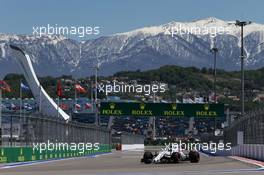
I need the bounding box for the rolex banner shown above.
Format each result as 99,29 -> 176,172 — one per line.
100,102 -> 225,118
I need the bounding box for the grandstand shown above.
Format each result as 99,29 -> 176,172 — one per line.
1,97 -> 226,139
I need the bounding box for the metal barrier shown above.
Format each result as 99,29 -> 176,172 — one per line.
224,109 -> 264,160
231,144 -> 264,161
1,114 -> 111,147
224,109 -> 264,146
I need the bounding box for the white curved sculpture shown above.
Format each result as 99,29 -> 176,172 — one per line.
10,45 -> 70,121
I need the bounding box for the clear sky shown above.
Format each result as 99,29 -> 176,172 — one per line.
1,0 -> 264,40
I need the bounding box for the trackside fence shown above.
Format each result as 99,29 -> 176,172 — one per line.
0,114 -> 112,163
0,144 -> 111,163
1,114 -> 111,146
224,109 -> 264,160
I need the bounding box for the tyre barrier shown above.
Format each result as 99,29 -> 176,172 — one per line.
0,144 -> 111,163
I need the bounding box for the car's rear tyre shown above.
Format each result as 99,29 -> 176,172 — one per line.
171,152 -> 180,163
142,151 -> 153,164
189,151 -> 200,163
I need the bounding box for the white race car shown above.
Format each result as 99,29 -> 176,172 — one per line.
141,145 -> 200,164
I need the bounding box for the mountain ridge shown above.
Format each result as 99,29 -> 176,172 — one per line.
1,17 -> 264,78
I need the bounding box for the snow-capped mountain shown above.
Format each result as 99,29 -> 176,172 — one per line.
1,17 -> 264,78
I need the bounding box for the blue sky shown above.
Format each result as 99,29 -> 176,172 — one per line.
1,0 -> 264,40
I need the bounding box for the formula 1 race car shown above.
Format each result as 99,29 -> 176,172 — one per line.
141,145 -> 200,164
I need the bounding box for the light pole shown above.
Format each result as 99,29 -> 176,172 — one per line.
87,59 -> 100,126
210,46 -> 218,103
94,58 -> 99,126
235,20 -> 251,117
153,92 -> 156,139
0,89 -> 2,146
79,43 -> 100,126
210,45 -> 218,133
0,44 -> 4,146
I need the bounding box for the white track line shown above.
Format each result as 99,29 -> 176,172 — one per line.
0,152 -> 112,169
229,156 -> 264,168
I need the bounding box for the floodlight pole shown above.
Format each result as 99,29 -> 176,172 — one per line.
210,47 -> 218,103
153,92 -> 156,139
95,60 -> 99,126
0,89 -> 2,146
88,60 -> 100,126
236,20 -> 251,117
81,43 -> 100,126
210,46 -> 218,133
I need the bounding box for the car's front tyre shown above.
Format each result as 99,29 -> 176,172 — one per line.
142,151 -> 153,164
171,152 -> 180,163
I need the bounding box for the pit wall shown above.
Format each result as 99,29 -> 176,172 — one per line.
0,144 -> 111,163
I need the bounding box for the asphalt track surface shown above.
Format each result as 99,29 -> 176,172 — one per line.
0,150 -> 263,175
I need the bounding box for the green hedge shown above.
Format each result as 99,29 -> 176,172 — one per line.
0,144 -> 111,163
